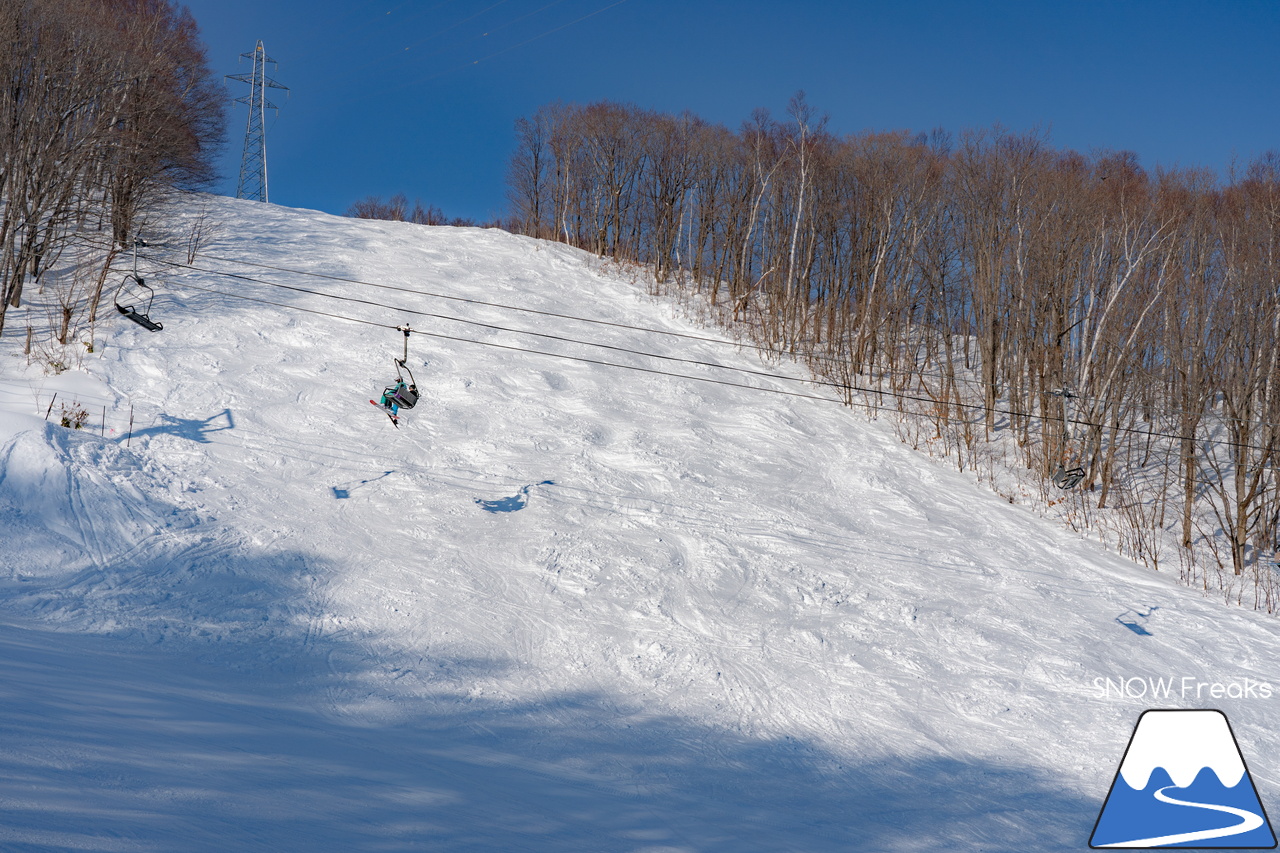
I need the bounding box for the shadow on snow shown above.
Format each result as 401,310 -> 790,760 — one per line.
125,408 -> 236,444
475,479 -> 556,514
0,548 -> 1098,853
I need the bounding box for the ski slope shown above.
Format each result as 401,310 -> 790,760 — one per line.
2,196 -> 1279,852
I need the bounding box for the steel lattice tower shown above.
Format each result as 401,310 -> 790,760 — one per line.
228,41 -> 288,203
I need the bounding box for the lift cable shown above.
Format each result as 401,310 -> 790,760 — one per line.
158,264 -> 1280,457
168,277 -> 847,406
182,247 -> 1265,431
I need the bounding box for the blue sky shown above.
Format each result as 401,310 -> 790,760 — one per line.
183,0 -> 1280,223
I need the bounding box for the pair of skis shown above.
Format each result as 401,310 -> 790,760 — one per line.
369,399 -> 400,428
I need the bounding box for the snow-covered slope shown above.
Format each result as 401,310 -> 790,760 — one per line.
3,196 -> 1279,852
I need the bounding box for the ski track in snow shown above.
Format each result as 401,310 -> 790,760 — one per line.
1,197 -> 1279,851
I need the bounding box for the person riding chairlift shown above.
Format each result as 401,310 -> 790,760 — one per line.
373,326 -> 420,426
379,378 -> 418,417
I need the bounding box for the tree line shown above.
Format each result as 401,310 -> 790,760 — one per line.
346,193 -> 499,229
506,95 -> 1280,609
0,0 -> 223,345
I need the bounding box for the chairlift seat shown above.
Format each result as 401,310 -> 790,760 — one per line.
395,385 -> 419,409
1052,465 -> 1086,490
114,274 -> 163,332
383,383 -> 418,410
391,352 -> 418,409
117,304 -> 163,331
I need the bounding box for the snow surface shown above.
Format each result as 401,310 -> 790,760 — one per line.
3,195 -> 1280,851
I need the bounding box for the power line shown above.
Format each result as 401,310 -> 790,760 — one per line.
146,254 -> 861,394
163,249 -> 793,352
366,0 -> 630,94
174,247 -> 1109,409
297,0 -> 616,92
179,248 -> 853,362
479,0 -> 571,37
289,1 -> 444,68
166,277 -> 844,406
69,231 -> 1280,452
164,244 -> 1280,438
395,0 -> 508,54
149,252 -> 1280,456
323,0 -> 548,95
457,0 -> 627,70
334,0 -> 508,82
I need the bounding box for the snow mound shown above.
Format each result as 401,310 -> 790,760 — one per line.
0,411 -> 179,579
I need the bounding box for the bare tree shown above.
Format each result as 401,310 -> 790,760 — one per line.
0,0 -> 224,338
502,98 -> 1280,607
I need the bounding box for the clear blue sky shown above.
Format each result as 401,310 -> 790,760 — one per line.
183,0 -> 1280,223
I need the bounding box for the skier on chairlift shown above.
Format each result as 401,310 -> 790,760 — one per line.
370,326 -> 420,428
376,377 -> 418,426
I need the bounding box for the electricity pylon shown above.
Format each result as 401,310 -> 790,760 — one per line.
227,41 -> 288,203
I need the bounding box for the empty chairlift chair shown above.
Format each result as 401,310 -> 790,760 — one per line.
114,238 -> 163,331
114,274 -> 163,332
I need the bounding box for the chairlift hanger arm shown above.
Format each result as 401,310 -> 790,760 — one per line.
398,324 -> 412,363
391,325 -> 418,390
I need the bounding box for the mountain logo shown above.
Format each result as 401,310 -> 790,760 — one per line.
1091,709 -> 1277,848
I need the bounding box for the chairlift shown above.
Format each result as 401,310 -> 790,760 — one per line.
115,275 -> 162,331
372,326 -> 420,424
114,239 -> 163,331
1049,386 -> 1084,489
1052,463 -> 1086,490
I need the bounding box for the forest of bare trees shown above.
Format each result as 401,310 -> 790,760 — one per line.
0,0 -> 223,347
346,192 -> 497,229
507,96 -> 1280,610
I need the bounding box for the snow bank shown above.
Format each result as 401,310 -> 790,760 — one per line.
0,411 -> 169,580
